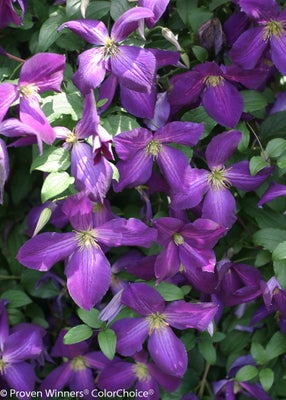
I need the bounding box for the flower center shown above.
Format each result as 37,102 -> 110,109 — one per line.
103,38 -> 119,58
145,140 -> 162,159
19,84 -> 39,97
71,355 -> 88,371
0,359 -> 7,374
132,362 -> 150,382
204,75 -> 224,87
207,167 -> 231,190
263,20 -> 284,40
75,230 -> 98,250
66,131 -> 78,144
146,312 -> 168,334
173,232 -> 184,246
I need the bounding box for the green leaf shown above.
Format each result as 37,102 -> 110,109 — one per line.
265,331 -> 286,360
182,106 -> 217,138
31,147 -> 70,173
110,0 -> 132,20
192,45 -> 208,62
41,172 -> 74,202
210,0 -> 229,10
260,111 -> 286,138
98,329 -> 117,360
273,260 -> 286,289
187,7 -> 212,32
241,90 -> 267,113
236,365 -> 258,382
1,290 -> 32,308
198,339 -> 216,364
253,228 -> 286,252
37,9 -> 66,52
273,241 -> 286,260
63,324 -> 93,344
259,368 -> 274,391
249,156 -> 270,176
42,92 -> 83,123
33,207 -> 52,236
77,308 -> 104,329
266,138 -> 286,158
86,1 -> 110,19
110,162 -> 120,183
101,114 -> 140,136
21,270 -> 59,299
176,0 -> 197,26
155,282 -> 185,301
251,342 -> 269,365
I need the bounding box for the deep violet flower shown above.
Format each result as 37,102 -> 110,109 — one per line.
168,61 -> 269,127
0,139 -> 9,204
152,217 -> 225,282
58,7 -> 157,95
258,182 -> 286,206
97,350 -> 181,399
17,194 -> 157,310
0,0 -> 26,28
171,130 -> 272,228
113,121 -> 203,192
138,0 -> 170,28
0,301 -> 43,393
111,283 -> 218,377
229,0 -> 286,75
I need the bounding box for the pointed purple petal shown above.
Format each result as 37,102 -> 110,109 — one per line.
4,329 -> 42,362
65,246 -> 111,310
0,138 -> 9,204
0,301 -> 8,351
69,368 -> 95,392
113,128 -> 152,160
202,188 -> 237,228
168,71 -> 204,109
19,53 -> 65,92
144,92 -> 170,130
223,64 -> 269,90
148,327 -> 188,377
258,182 -> 286,206
62,193 -> 94,231
111,7 -> 154,42
152,217 -> 185,246
112,318 -> 149,356
147,363 -> 181,392
0,83 -> 18,122
155,242 -> 180,282
136,378 -> 160,400
155,121 -> 203,146
182,218 -> 225,248
111,46 -> 156,93
41,363 -> 72,391
121,283 -> 165,316
206,130 -> 242,169
164,301 -> 218,330
202,81 -> 243,128
72,48 -> 106,94
239,382 -> 272,400
239,0 -> 279,20
229,27 -> 267,70
58,20 -> 109,44
226,161 -> 272,191
75,91 -> 99,139
120,83 -> 156,119
138,0 -> 169,28
97,361 -> 135,390
5,362 -> 37,392
270,33 -> 286,75
180,242 -> 216,273
157,146 -> 190,189
17,232 -> 76,271
98,74 -> 118,113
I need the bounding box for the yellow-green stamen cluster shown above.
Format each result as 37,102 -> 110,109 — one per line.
207,167 -> 231,190
204,75 -> 224,87
173,232 -> 184,246
103,38 -> 119,59
0,359 -> 7,374
145,140 -> 162,159
75,229 -> 98,250
19,84 -> 39,97
71,355 -> 88,371
66,131 -> 78,144
263,20 -> 284,40
147,312 -> 168,334
132,362 -> 150,382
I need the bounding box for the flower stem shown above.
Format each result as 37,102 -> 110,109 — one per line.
198,362 -> 211,398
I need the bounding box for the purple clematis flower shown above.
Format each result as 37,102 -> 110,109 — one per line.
0,53 -> 65,147
258,182 -> 286,206
17,194 -> 157,309
171,130 -> 272,228
111,282 -> 218,377
97,350 -> 181,399
229,0 -> 286,75
0,0 -> 26,28
0,139 -> 9,204
58,7 -> 157,95
152,217 -> 225,282
0,301 -> 44,394
138,0 -> 170,28
168,61 -> 269,127
113,121 -> 203,192
41,329 -> 107,397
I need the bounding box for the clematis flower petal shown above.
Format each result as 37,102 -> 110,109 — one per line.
239,382 -> 272,400
155,121 -> 203,146
138,0 -> 170,28
65,246 -> 111,310
229,27 -> 267,70
180,242 -> 216,272
69,368 -> 95,392
164,301 -> 218,330
113,128 -> 152,160
75,90 -> 99,139
58,20 -> 109,45
19,53 -> 66,92
97,361 -> 136,390
62,193 -> 94,231
0,83 -> 18,122
238,0 -> 279,20
136,378 -> 160,400
112,318 -> 149,356
202,188 -> 237,228
0,139 -> 9,204
72,47 -> 106,94
17,232 -> 76,271
111,46 -> 156,93
152,217 -> 185,246
226,161 -> 272,191
181,218 -> 225,249
155,242 -> 180,282
206,130 -> 242,169
168,71 -> 204,109
258,182 -> 286,206
4,329 -> 42,362
121,283 -> 165,316
41,363 -> 73,391
111,7 -> 154,42
144,92 -> 170,130
147,363 -> 181,392
5,362 -> 37,393
202,80 -> 243,128
148,326 -> 187,377
270,33 -> 286,75
120,83 -> 157,119
0,301 -> 8,351
98,74 -> 118,113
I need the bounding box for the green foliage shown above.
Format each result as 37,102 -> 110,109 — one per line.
63,324 -> 93,344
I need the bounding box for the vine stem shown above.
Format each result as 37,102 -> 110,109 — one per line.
198,362 -> 211,398
0,275 -> 20,280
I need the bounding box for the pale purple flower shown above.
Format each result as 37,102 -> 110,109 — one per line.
112,282 -> 218,377
0,139 -> 9,204
138,0 -> 170,28
0,0 -> 26,28
258,182 -> 286,206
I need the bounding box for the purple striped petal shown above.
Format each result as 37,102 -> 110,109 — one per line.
147,363 -> 181,392
58,20 -> 109,45
206,130 -> 242,169
239,382 -> 272,400
72,47 -> 106,94
226,161 -> 272,191
0,83 -> 18,122
239,0 -> 279,20
98,74 -> 118,113
202,80 -> 243,128
4,330 -> 42,362
168,71 -> 204,108
65,246 -> 111,310
148,327 -> 187,377
138,0 -> 169,28
69,368 -> 95,392
41,363 -> 72,391
155,242 -> 180,282
120,83 -> 157,119
112,318 -> 149,356
180,242 -> 216,273
113,128 -> 152,160
17,232 -> 76,271
5,362 -> 37,393
136,378 -> 160,400
270,33 -> 286,75
19,53 -> 66,92
182,218 -> 225,249
229,27 -> 267,70
164,301 -> 218,330
155,121 -> 203,146
258,182 -> 286,206
75,91 -> 99,139
111,7 -> 154,42
97,361 -> 136,390
111,46 -> 156,93
152,217 -> 185,246
157,145 -> 190,189
0,302 -> 8,351
121,283 -> 165,316
202,188 -> 236,228
0,138 -> 9,204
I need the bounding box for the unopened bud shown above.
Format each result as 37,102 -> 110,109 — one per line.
161,27 -> 181,51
